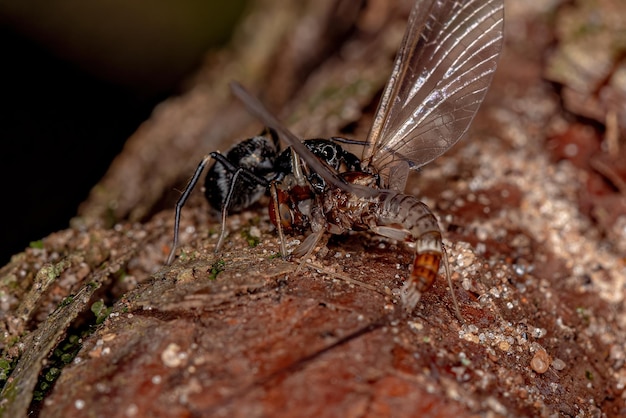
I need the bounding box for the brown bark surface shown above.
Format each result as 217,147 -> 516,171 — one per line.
1,1 -> 625,417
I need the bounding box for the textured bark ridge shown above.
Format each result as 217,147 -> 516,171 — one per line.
1,1 -> 625,417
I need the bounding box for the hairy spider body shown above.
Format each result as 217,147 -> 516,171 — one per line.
166,129 -> 365,264
204,130 -> 279,213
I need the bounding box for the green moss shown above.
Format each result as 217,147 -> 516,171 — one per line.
44,367 -> 60,383
31,328 -> 84,403
0,274 -> 18,291
576,306 -> 590,324
58,295 -> 75,308
209,259 -> 225,280
178,250 -> 198,262
114,268 -> 128,283
42,263 -> 64,282
0,378 -> 18,411
0,357 -> 15,384
91,300 -> 113,325
29,240 -> 44,249
241,229 -> 260,247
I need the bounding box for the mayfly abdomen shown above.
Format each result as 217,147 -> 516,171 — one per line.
375,192 -> 443,310
323,182 -> 444,311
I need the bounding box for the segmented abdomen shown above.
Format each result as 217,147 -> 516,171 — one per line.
376,192 -> 443,311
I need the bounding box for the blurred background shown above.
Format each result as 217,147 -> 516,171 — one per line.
0,0 -> 248,265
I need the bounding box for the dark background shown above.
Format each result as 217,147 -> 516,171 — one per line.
0,1 -> 247,265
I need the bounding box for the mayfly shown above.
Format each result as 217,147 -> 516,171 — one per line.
168,0 -> 504,313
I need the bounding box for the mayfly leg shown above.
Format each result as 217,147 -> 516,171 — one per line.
441,243 -> 463,323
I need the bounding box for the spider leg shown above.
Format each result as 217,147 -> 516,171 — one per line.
289,144 -> 308,187
269,181 -> 288,258
167,151 -> 272,264
209,152 -> 271,186
166,154 -> 213,265
209,152 -> 272,252
215,167 -> 247,252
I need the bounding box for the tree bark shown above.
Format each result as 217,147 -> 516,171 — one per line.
1,1 -> 625,417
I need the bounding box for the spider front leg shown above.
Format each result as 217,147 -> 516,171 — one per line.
167,151 -> 272,265
201,151 -> 272,252
269,181 -> 288,258
167,154 -> 212,265
214,164 -> 267,251
267,145 -> 322,260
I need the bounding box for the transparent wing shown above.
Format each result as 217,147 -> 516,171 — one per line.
363,0 -> 504,191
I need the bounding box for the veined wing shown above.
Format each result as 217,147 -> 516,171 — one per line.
363,0 -> 504,191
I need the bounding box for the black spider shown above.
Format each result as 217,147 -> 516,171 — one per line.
166,128 -> 366,264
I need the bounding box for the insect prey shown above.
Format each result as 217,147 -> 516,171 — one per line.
167,0 -> 504,314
